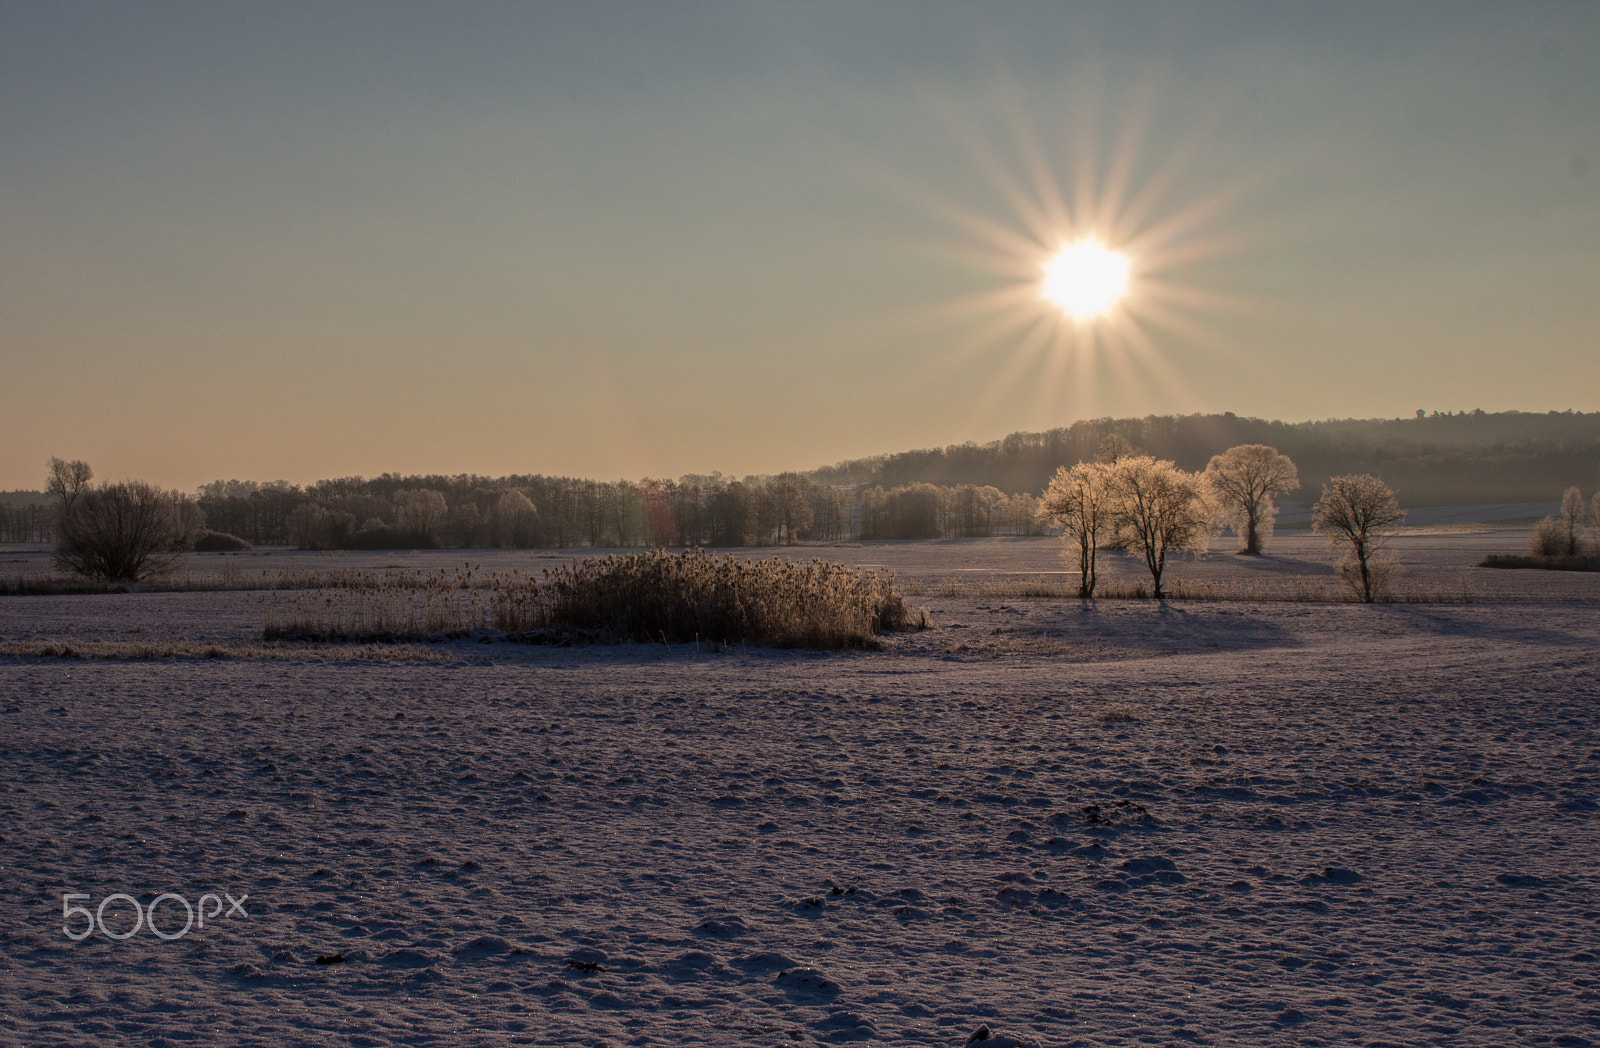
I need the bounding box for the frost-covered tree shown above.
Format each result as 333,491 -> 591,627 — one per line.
1312,474 -> 1405,603
1203,444 -> 1299,555
394,489 -> 449,545
1559,486 -> 1585,557
495,489 -> 539,548
1105,456 -> 1214,599
1038,461 -> 1114,597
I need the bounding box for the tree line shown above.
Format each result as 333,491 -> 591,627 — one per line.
12,468 -> 1048,552
21,445 -> 1430,600
17,409 -> 1595,570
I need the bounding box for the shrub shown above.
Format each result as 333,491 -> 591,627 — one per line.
1529,516 -> 1567,557
191,530 -> 253,552
345,522 -> 428,550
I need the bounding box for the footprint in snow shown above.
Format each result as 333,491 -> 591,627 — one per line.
732,951 -> 798,974
774,967 -> 840,1000
379,948 -> 437,969
452,935 -> 514,958
693,917 -> 746,939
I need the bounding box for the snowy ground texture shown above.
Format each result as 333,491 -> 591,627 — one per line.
2,533 -> 1599,1047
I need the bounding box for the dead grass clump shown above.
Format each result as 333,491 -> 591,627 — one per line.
538,549 -> 914,649
1096,704 -> 1139,723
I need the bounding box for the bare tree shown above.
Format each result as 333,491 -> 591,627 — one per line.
46,458 -> 94,516
1106,455 -> 1214,598
1038,461 -> 1114,597
1203,444 -> 1299,555
1559,486 -> 1585,557
1312,474 -> 1405,602
52,477 -> 182,582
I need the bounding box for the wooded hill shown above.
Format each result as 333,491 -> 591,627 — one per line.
812,410 -> 1600,507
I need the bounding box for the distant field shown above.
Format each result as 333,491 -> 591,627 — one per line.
3,521 -> 1595,605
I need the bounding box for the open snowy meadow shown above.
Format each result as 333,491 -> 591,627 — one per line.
2,531 -> 1598,1047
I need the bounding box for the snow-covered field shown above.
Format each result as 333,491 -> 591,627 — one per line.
2,534 -> 1598,1046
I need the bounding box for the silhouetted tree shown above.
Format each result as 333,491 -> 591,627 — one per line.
46,458 -> 94,513
49,463 -> 183,582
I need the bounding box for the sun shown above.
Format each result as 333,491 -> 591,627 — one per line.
1042,239 -> 1131,321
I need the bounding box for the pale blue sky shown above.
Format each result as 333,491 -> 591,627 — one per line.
3,2 -> 1596,489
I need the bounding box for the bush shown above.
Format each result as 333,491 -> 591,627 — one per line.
1529,516 -> 1567,557
344,523 -> 431,550
191,530 -> 253,552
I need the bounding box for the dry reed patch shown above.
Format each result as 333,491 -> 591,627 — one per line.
538,550 -> 915,649
259,551 -> 917,650
1479,554 -> 1600,573
1096,704 -> 1140,723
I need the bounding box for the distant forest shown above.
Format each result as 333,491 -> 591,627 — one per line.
3,410 -> 1596,548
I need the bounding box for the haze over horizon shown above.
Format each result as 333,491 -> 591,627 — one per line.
4,2 -> 1597,492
